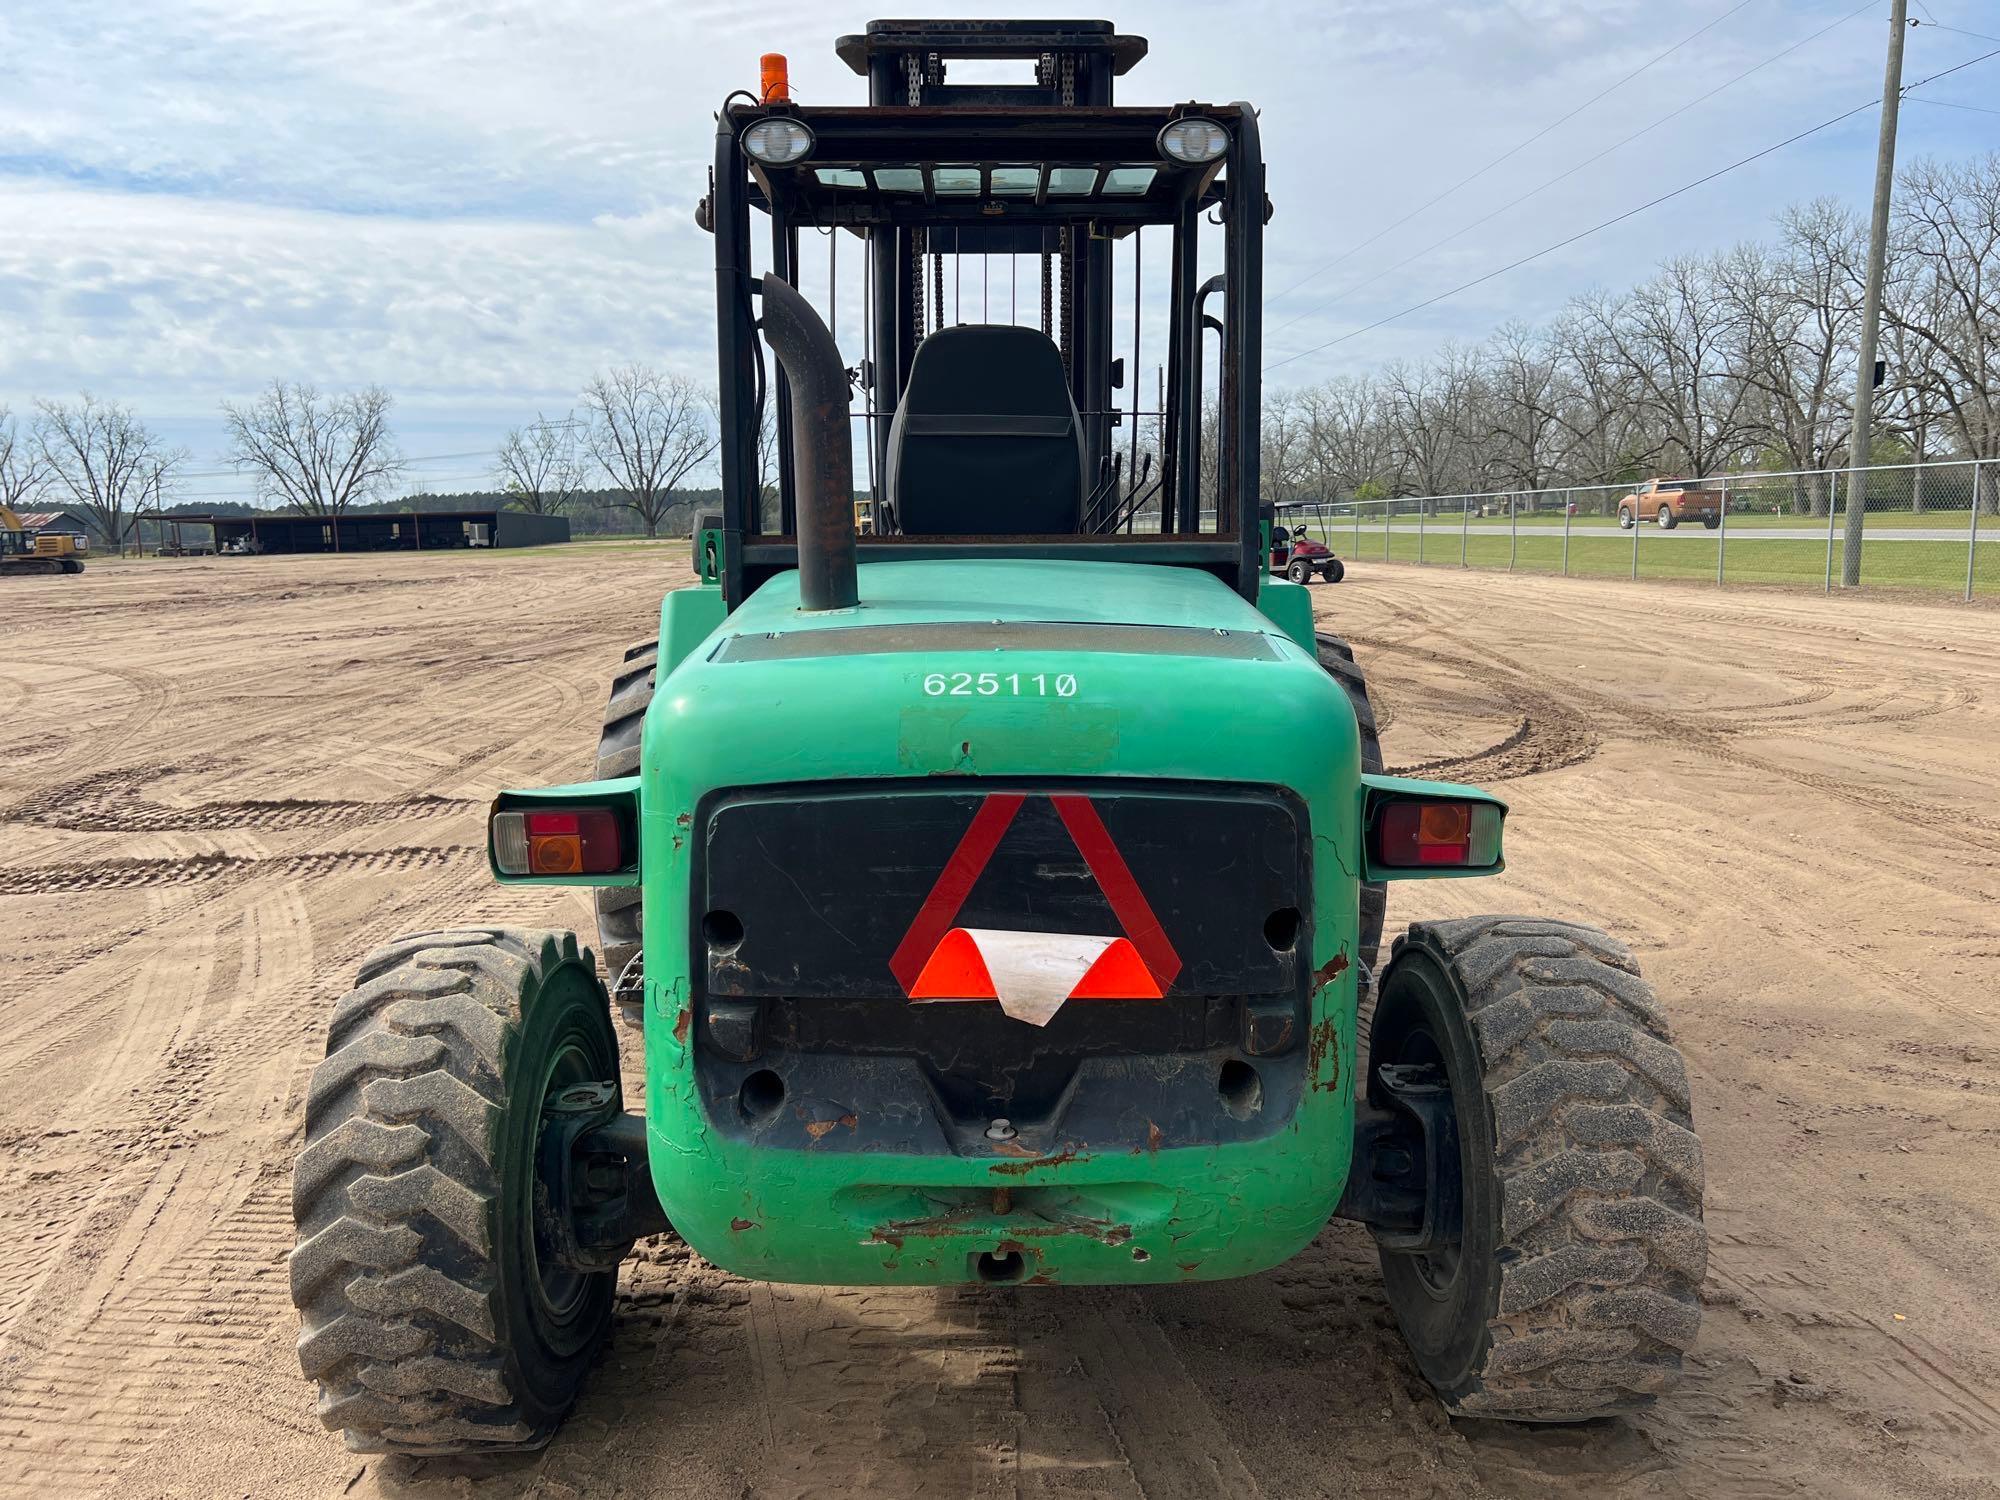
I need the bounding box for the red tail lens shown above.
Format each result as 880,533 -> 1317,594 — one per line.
492,807 -> 625,876
1375,800 -> 1502,869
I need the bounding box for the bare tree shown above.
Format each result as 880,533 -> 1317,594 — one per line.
1482,322 -> 1569,497
1884,154 -> 2000,513
1585,257 -> 1757,484
582,366 -> 719,538
1718,206 -> 1861,515
1548,300 -> 1653,497
494,413 -> 587,514
223,382 -> 405,546
0,406 -> 52,512
1381,347 -> 1482,497
33,394 -> 187,553
755,399 -> 781,531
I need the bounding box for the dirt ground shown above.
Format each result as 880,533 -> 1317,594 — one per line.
2,547 -> 1997,1500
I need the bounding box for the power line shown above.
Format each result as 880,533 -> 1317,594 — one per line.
1266,0 -> 1877,346
173,447 -> 501,481
1265,42 -> 2000,375
1264,105 -> 1872,374
1912,18 -> 2000,45
1907,94 -> 2000,114
1265,0 -> 1764,309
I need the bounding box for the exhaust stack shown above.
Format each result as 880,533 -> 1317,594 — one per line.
758,274 -> 859,612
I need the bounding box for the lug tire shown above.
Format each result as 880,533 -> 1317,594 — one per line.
1658,505 -> 1677,530
290,929 -> 622,1454
1371,917 -> 1706,1422
1322,558 -> 1345,583
1313,633 -> 1386,982
1287,558 -> 1313,585
595,641 -> 657,1028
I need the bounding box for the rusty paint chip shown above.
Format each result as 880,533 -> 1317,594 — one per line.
988,1141 -> 1086,1177
730,1217 -> 758,1232
672,1007 -> 692,1046
1313,946 -> 1352,988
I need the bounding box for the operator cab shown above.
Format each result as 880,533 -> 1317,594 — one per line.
702,17 -> 1268,601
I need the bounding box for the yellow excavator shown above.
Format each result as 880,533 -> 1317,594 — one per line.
0,506 -> 87,575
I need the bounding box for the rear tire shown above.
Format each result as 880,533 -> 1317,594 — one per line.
290,929 -> 623,1454
1657,505 -> 1677,530
1371,917 -> 1706,1422
1702,516 -> 1720,531
595,642 -> 657,1028
1287,558 -> 1313,585
1313,633 -> 1385,980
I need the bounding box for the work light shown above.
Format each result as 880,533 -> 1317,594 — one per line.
1158,117 -> 1229,164
742,117 -> 814,166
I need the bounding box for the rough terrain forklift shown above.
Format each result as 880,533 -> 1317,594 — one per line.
290,18 -> 1705,1455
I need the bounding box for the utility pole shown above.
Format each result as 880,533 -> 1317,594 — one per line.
1842,0 -> 1909,588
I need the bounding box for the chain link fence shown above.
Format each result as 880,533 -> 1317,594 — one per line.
1286,460 -> 1996,599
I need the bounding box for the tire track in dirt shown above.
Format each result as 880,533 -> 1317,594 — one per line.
0,843 -> 475,896
4,660 -> 175,782
1344,635 -> 1602,784
8,766 -> 476,834
1347,598 -> 2000,850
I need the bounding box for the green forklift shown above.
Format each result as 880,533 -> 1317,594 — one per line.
290,18 -> 1705,1455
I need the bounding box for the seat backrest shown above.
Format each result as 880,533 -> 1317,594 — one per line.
886,325 -> 1086,534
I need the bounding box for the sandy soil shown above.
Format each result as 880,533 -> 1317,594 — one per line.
2,548 -> 1997,1500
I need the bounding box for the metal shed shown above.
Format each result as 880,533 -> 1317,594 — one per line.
154,509 -> 571,555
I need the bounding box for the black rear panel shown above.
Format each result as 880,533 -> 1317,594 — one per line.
691,783 -> 1313,1157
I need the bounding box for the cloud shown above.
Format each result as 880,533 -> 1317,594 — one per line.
1,0 -> 1994,482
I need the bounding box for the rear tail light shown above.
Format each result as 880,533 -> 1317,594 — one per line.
1373,800 -> 1503,870
491,807 -> 625,876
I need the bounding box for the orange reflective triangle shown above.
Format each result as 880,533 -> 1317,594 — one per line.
907,927 -> 998,1000
1066,937 -> 1164,1000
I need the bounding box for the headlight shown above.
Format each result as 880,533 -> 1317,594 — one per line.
1158,117 -> 1229,165
742,117 -> 814,167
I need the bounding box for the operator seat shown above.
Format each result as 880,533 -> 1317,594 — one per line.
885,325 -> 1087,534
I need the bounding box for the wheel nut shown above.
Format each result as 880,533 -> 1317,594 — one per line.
985,1118 -> 1016,1142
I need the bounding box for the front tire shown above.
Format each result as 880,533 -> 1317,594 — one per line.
1702,516 -> 1720,530
1322,558 -> 1345,583
290,929 -> 623,1454
1617,507 -> 1634,530
1371,917 -> 1705,1422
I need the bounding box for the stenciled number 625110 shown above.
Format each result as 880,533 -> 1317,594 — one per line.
922,671 -> 1078,698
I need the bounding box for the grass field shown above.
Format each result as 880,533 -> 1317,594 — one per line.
1302,515 -> 1994,593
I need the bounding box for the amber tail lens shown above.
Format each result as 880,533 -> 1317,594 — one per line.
1375,800 -> 1502,869
491,808 -> 625,876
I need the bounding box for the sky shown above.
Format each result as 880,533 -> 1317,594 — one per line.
1,0 -> 1995,508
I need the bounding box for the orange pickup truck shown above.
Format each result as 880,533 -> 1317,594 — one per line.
1618,478 -> 1722,530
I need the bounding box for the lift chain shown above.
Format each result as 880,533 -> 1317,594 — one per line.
1057,226 -> 1073,375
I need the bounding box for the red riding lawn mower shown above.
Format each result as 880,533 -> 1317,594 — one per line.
1271,524 -> 1345,585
